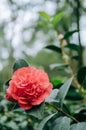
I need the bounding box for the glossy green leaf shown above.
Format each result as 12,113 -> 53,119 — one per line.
71,55 -> 79,60
63,30 -> 79,39
0,116 -> 7,124
38,113 -> 57,130
82,77 -> 86,89
13,59 -> 28,72
57,77 -> 73,104
39,11 -> 50,21
45,89 -> 59,103
50,63 -> 69,70
18,121 -> 28,129
77,67 -> 86,84
74,109 -> 86,122
66,87 -> 83,100
65,44 -> 80,51
52,12 -> 64,26
45,45 -> 61,53
26,103 -> 45,119
51,116 -> 70,130
62,104 -> 70,115
3,79 -> 10,91
70,122 -> 86,130
6,121 -> 19,130
13,108 -> 25,113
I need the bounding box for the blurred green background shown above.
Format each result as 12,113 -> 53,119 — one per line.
0,0 -> 86,85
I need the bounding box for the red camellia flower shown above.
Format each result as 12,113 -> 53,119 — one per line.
6,67 -> 53,110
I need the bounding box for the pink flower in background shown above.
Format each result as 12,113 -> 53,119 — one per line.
6,67 -> 53,110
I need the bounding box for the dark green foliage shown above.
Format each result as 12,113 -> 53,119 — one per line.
2,73 -> 86,130
37,113 -> 57,130
66,87 -> 83,100
74,109 -> 86,122
70,122 -> 86,130
51,116 -> 70,130
45,45 -> 61,53
26,103 -> 45,119
3,79 -> 10,91
0,96 -> 31,130
45,89 -> 59,103
57,77 -> 73,105
63,30 -> 79,40
65,44 -> 80,52
13,59 -> 28,72
77,67 -> 86,84
71,55 -> 79,60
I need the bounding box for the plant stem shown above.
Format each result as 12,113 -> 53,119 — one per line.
49,103 -> 79,123
60,40 -> 85,96
75,0 -> 83,66
66,0 -> 83,66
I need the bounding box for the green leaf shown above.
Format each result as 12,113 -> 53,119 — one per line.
0,116 -> 7,123
4,79 -> 10,91
18,121 -> 28,129
6,121 -> 19,130
65,44 -> 80,51
38,113 -> 57,130
63,30 -> 79,39
50,63 -> 69,70
51,78 -> 62,87
51,116 -> 70,130
82,77 -> 86,89
70,122 -> 86,130
71,55 -> 79,60
52,12 -> 64,26
26,103 -> 45,119
13,59 -> 28,72
66,87 -> 83,100
38,21 -> 47,27
39,11 -> 50,21
13,108 -> 25,113
45,45 -> 61,53
57,77 -> 73,104
74,109 -> 86,122
45,89 -> 59,103
77,67 -> 86,84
